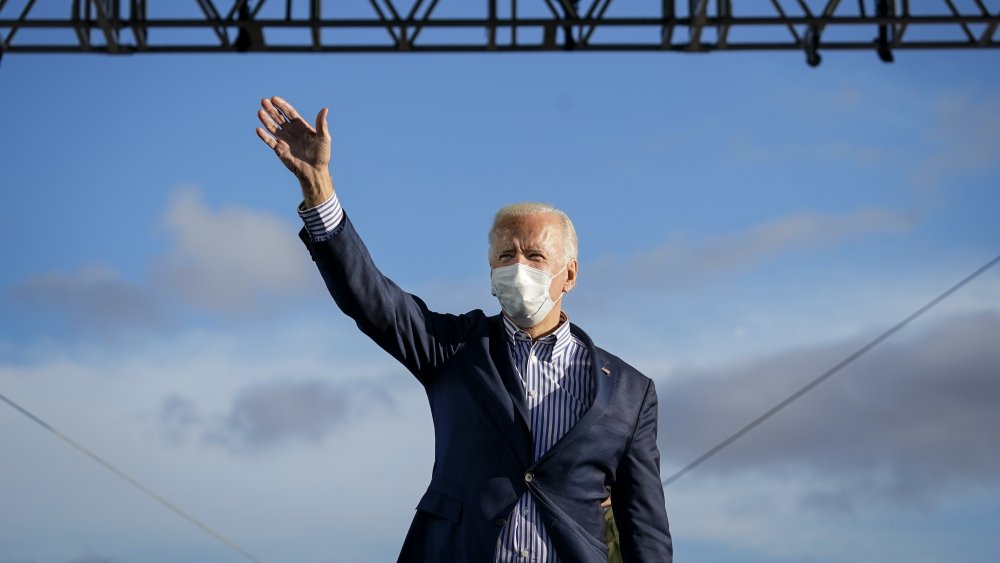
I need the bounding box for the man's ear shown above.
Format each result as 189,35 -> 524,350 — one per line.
563,259 -> 578,293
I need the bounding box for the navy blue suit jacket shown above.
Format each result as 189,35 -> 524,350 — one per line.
300,215 -> 672,562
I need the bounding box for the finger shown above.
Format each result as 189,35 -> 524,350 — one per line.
315,107 -> 330,139
261,98 -> 287,127
255,127 -> 277,149
257,109 -> 281,135
271,96 -> 305,125
273,138 -> 290,159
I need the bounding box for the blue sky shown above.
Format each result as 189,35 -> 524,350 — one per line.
1,13 -> 999,563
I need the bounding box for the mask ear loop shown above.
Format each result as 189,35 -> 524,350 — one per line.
546,265 -> 569,321
554,261 -> 571,297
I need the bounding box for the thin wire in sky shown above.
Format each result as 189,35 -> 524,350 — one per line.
662,252 -> 1000,488
0,392 -> 267,563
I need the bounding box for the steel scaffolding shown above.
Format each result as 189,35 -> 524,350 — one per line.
1,1 -> 998,64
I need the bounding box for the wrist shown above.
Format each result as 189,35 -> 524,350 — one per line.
299,168 -> 334,208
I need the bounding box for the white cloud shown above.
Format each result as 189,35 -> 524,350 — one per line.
159,375 -> 397,453
4,186 -> 325,330
659,311 -> 1000,508
0,319 -> 426,563
151,185 -> 319,313
591,207 -> 918,291
910,93 -> 1000,191
6,265 -> 160,330
655,308 -> 1000,563
668,472 -> 997,563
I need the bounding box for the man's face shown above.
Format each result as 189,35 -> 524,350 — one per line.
489,213 -> 577,301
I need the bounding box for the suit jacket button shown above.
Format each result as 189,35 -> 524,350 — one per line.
524,472 -> 534,483
496,517 -> 507,527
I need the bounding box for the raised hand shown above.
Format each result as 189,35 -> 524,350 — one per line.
256,96 -> 333,207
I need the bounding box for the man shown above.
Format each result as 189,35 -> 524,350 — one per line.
255,96 -> 672,562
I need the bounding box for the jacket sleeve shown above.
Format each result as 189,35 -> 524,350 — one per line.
299,213 -> 479,385
612,379 -> 673,562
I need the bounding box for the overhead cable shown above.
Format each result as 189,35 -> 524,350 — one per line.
0,391 -> 267,563
663,252 -> 1000,487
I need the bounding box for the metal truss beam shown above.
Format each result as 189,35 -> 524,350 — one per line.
1,1 -> 998,59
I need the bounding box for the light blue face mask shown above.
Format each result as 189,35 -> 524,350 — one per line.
490,263 -> 566,328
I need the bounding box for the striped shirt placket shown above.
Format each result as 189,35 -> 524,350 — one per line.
496,315 -> 594,563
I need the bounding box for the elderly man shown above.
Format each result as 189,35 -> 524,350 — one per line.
255,96 -> 672,563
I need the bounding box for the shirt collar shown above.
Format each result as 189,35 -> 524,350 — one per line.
501,312 -> 573,360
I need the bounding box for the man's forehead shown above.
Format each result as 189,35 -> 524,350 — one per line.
494,214 -> 560,240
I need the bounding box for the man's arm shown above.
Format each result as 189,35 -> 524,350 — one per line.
612,380 -> 673,562
255,96 -> 476,383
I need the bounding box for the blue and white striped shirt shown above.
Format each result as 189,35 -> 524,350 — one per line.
495,315 -> 594,563
300,194 -> 596,563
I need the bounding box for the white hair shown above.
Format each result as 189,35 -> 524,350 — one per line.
488,202 -> 578,266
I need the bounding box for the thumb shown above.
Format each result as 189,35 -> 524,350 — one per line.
316,107 -> 330,138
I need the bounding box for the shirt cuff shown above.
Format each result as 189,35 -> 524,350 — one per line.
297,192 -> 344,241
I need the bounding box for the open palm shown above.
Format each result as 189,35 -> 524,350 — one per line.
256,96 -> 331,183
